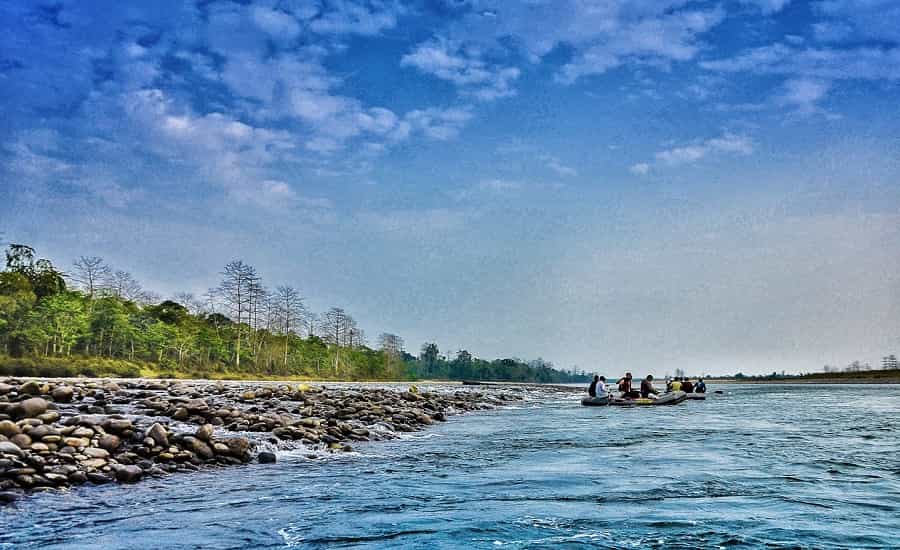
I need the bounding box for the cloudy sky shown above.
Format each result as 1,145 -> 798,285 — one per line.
2,0 -> 899,375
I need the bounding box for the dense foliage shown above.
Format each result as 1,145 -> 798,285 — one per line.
0,244 -> 587,383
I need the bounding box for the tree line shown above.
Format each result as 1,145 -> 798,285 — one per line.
0,243 -> 587,383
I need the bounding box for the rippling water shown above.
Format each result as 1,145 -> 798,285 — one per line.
2,384 -> 899,549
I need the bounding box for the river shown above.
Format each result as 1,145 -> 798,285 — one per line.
2,383 -> 899,549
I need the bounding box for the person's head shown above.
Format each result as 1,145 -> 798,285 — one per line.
698,378 -> 704,383
646,375 -> 653,381
593,375 -> 599,382
599,376 -> 606,382
626,372 -> 632,379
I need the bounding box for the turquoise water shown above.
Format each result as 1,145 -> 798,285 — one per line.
2,384 -> 899,549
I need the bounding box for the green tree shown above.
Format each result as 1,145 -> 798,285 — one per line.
0,271 -> 37,356
28,292 -> 88,356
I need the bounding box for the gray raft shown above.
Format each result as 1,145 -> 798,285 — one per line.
580,395 -> 610,406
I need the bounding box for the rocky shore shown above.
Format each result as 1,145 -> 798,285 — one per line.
0,378 -> 522,504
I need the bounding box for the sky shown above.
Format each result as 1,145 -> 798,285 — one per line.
1,0 -> 899,376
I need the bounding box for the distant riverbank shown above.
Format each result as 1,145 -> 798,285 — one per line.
706,374 -> 900,385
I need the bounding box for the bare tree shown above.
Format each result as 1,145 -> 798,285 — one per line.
71,256 -> 110,298
320,307 -> 358,373
273,285 -> 307,368
173,292 -> 207,315
105,270 -> 150,302
213,260 -> 258,368
379,333 -> 404,357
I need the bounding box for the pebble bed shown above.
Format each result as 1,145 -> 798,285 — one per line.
0,378 -> 525,504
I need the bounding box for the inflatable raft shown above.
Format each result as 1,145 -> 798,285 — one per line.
580,395 -> 610,406
608,391 -> 687,406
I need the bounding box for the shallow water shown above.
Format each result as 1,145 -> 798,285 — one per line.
2,384 -> 899,549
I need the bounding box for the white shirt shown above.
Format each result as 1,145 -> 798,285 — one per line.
596,381 -> 607,395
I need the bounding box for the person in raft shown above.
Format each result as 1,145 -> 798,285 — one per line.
682,378 -> 694,393
695,378 -> 707,393
640,375 -> 660,398
618,373 -> 640,399
588,375 -> 607,398
669,377 -> 683,392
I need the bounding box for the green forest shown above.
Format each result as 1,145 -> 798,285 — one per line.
0,243 -> 587,383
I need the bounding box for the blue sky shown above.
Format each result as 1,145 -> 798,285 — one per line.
2,0 -> 899,375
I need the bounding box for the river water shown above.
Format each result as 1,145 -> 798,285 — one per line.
2,383 -> 899,549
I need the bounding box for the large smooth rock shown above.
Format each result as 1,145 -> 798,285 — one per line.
257,451 -> 277,464
0,420 -> 20,438
15,398 -> 48,419
181,436 -> 214,460
115,465 -> 143,483
185,399 -> 209,412
0,441 -> 23,457
97,434 -> 121,452
9,434 -> 31,448
195,424 -> 214,442
83,447 -> 109,459
222,437 -> 251,459
19,381 -> 43,396
146,423 -> 168,447
104,419 -> 134,433
51,386 -> 74,403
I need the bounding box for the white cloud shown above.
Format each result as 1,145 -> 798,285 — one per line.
630,163 -> 650,175
479,179 -> 523,192
557,8 -> 725,83
815,0 -> 900,43
654,133 -> 754,166
122,88 -> 302,204
741,0 -> 792,15
305,0 -> 403,36
250,6 -> 301,41
404,106 -> 473,141
541,155 -> 578,177
402,39 -> 520,101
776,78 -> 832,113
700,44 -> 900,81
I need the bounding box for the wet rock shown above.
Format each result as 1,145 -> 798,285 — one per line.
83,448 -> 109,459
146,423 -> 168,447
185,399 -> 209,413
222,437 -> 251,459
51,386 -> 74,403
15,398 -> 48,419
19,381 -> 43,396
0,441 -> 23,457
195,424 -> 214,442
9,434 -> 31,449
115,465 -> 143,483
257,451 -> 277,464
104,419 -> 133,433
98,434 -> 121,452
71,427 -> 94,438
87,472 -> 113,484
181,436 -> 214,460
64,437 -> 90,448
0,420 -> 20,437
68,471 -> 88,484
0,383 -> 13,395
